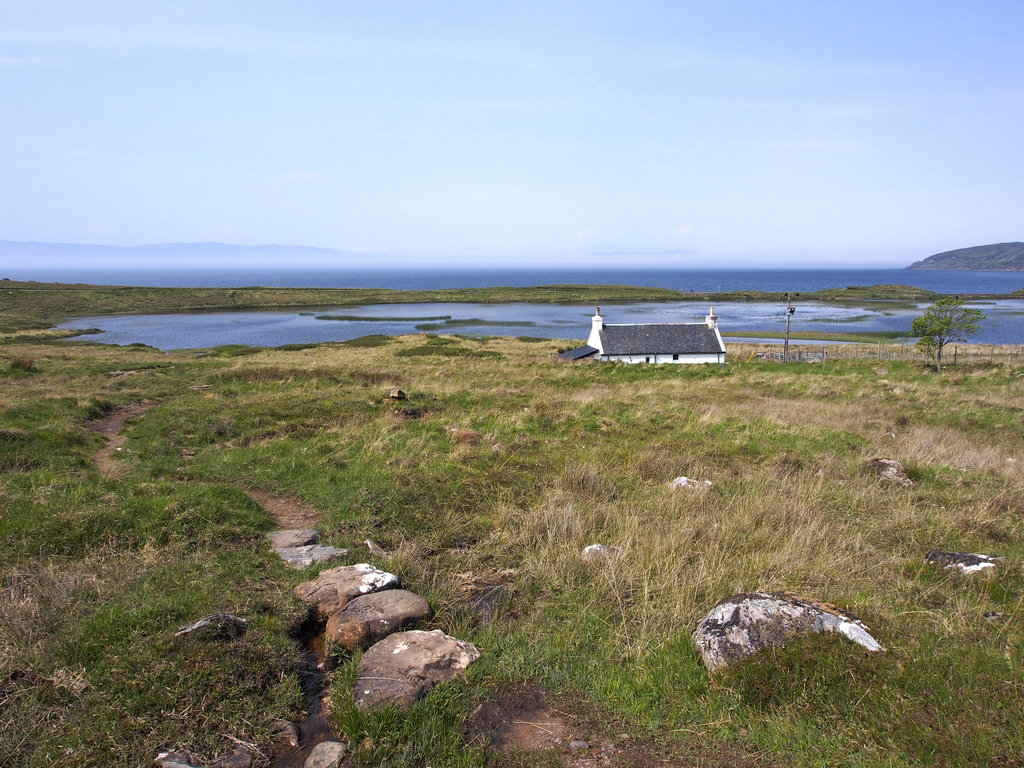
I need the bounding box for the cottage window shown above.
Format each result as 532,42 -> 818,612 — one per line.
672,354 -> 679,360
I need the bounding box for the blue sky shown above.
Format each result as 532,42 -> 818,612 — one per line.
2,1 -> 1022,267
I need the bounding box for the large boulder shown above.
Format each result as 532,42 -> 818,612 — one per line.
294,563 -> 400,614
325,589 -> 432,651
693,592 -> 883,673
353,629 -> 480,710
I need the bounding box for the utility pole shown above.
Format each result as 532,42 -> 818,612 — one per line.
782,292 -> 798,363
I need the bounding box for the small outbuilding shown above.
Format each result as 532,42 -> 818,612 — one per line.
558,307 -> 726,364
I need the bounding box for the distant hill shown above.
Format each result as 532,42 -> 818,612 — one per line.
0,241 -> 361,269
906,242 -> 1024,271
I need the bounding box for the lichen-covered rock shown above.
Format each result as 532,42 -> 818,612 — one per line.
671,476 -> 712,490
294,563 -> 400,614
325,589 -> 432,651
925,549 -> 1001,574
275,545 -> 349,569
693,592 -> 883,673
866,458 -> 914,487
268,529 -> 320,548
353,629 -> 480,710
581,543 -> 621,562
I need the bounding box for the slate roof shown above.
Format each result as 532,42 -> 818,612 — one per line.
557,344 -> 598,361
599,324 -> 724,356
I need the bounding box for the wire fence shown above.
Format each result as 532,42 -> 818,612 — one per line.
728,342 -> 1024,367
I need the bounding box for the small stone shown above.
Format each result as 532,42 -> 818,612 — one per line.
364,538 -> 390,558
271,719 -> 300,747
693,592 -> 883,673
984,611 -> 1005,621
173,614 -> 248,641
268,529 -> 320,548
155,752 -> 198,768
353,629 -> 480,710
671,476 -> 712,490
581,544 -> 621,562
925,550 -> 1001,574
866,458 -> 914,487
295,563 -> 401,615
275,545 -> 349,569
389,389 -> 407,400
569,739 -> 590,751
303,740 -> 347,768
326,589 -> 432,651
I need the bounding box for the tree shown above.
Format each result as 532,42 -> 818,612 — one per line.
910,296 -> 984,371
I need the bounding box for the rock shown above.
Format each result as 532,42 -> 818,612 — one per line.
671,476 -> 712,490
325,589 -> 432,651
155,752 -> 198,768
389,389 -> 407,400
925,550 -> 1001,574
364,538 -> 390,558
303,740 -> 347,768
581,544 -> 621,562
984,611 -> 1005,621
693,592 -> 883,673
173,614 -> 248,641
353,629 -> 480,710
294,563 -> 401,614
268,529 -> 320,548
274,545 -> 349,569
271,719 -> 300,747
866,458 -> 914,487
569,739 -> 591,751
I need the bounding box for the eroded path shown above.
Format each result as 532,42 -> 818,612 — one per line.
245,489 -> 321,529
92,402 -> 156,477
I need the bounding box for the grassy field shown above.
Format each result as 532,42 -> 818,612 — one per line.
1,329 -> 1022,767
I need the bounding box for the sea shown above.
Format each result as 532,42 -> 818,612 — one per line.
7,266 -> 1022,350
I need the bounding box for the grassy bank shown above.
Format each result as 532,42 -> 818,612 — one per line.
1,329 -> 1022,767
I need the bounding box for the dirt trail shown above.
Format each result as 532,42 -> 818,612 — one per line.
245,489 -> 321,529
92,402 -> 156,477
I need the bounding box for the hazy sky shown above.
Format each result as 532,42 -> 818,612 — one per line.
2,1 -> 1022,267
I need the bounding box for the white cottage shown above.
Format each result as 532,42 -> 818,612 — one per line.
558,307 -> 726,364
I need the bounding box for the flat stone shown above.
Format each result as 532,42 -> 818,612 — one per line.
353,629 -> 480,710
268,529 -> 320,548
866,458 -> 914,487
925,549 -> 1001,574
303,740 -> 347,768
275,545 -> 349,569
294,563 -> 401,614
693,592 -> 883,673
326,589 -> 432,651
581,543 -> 621,562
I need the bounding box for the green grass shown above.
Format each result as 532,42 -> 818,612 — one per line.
1,329 -> 1022,767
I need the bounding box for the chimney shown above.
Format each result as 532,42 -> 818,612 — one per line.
705,306 -> 718,329
587,307 -> 604,351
